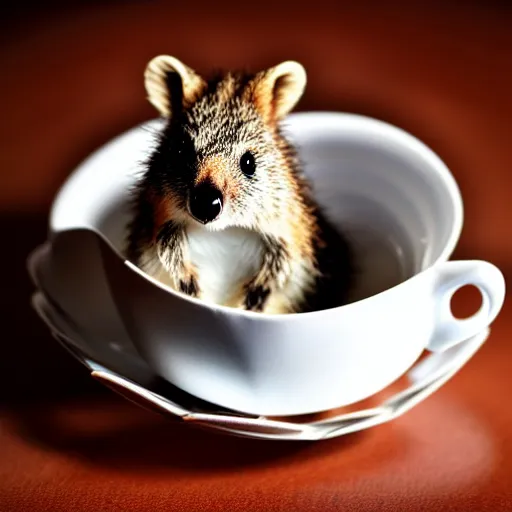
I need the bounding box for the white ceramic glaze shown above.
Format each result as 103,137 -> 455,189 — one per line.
42,112 -> 505,416
28,285 -> 491,441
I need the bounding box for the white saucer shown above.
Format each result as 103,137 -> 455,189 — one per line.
28,245 -> 490,441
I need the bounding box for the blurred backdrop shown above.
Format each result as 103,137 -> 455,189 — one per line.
0,0 -> 510,402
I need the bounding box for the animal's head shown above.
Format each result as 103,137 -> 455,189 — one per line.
143,55 -> 307,231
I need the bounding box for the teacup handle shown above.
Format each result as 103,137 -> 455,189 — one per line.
428,260 -> 505,352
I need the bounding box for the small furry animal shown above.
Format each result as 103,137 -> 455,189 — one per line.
125,55 -> 353,314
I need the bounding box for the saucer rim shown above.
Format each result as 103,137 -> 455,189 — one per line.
29,287 -> 490,441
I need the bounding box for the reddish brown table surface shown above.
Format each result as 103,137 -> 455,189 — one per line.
1,2 -> 511,510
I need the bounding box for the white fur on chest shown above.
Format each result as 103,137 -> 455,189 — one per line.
187,225 -> 264,306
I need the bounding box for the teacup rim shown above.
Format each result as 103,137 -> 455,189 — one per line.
50,110 -> 464,321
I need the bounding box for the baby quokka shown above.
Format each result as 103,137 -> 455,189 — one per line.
126,55 -> 353,314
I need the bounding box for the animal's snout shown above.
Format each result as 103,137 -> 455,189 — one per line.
188,182 -> 223,224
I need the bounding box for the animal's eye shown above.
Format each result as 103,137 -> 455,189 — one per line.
240,151 -> 256,177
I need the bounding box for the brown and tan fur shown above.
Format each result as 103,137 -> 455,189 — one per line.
125,56 -> 353,314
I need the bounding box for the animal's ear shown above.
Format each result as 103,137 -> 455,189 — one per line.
251,61 -> 307,122
144,55 -> 206,117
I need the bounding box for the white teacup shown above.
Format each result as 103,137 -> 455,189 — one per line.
48,112 -> 505,416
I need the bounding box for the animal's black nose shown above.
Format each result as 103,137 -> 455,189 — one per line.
189,183 -> 223,224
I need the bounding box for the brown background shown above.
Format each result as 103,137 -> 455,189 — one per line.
1,1 -> 511,510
